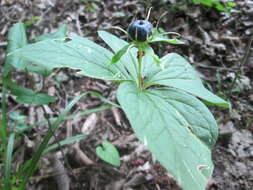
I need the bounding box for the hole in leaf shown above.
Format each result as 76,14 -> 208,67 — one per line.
64,38 -> 72,42
54,38 -> 72,43
197,165 -> 211,178
197,165 -> 209,170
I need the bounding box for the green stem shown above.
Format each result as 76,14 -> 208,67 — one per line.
0,76 -> 9,147
137,49 -> 143,90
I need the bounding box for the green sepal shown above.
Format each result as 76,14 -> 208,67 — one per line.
111,43 -> 134,65
149,29 -> 184,45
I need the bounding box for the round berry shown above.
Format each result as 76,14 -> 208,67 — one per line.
128,20 -> 153,42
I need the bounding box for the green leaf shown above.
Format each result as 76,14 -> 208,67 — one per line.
88,91 -> 121,108
117,82 -> 216,190
214,2 -> 226,11
144,53 -> 229,107
34,24 -> 68,42
227,1 -> 236,8
5,23 -> 28,71
192,0 -> 234,11
44,134 -> 88,154
4,133 -> 15,190
98,30 -> 138,82
16,92 -> 55,105
7,82 -> 55,105
192,0 -> 213,6
96,141 -> 120,167
17,104 -> 111,134
24,65 -> 52,76
24,16 -> 41,27
150,36 -> 185,45
9,112 -> 27,123
111,43 -> 133,65
150,29 -> 184,45
11,36 -> 129,81
4,22 -> 50,75
0,119 -> 7,147
143,45 -> 161,66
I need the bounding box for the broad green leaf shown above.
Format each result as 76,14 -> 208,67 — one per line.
96,141 -> 120,167
144,53 -> 229,107
98,30 -> 138,82
24,64 -> 52,76
11,36 -> 130,81
5,23 -> 28,71
117,82 -> 216,190
111,43 -> 133,65
34,24 -> 68,42
4,22 -> 51,75
8,82 -> 55,105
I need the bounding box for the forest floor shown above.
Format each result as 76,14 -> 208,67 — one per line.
0,0 -> 253,190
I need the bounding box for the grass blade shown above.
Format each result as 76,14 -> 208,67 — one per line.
88,91 -> 121,108
17,104 -> 111,134
3,133 -> 15,190
43,134 -> 88,154
17,93 -> 86,190
0,119 -> 7,148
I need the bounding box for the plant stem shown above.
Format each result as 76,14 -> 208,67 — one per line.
229,31 -> 253,94
0,75 -> 9,147
137,49 -> 143,90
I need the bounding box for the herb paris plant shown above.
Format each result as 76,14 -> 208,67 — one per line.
10,20 -> 229,190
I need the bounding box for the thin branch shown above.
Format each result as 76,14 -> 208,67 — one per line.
156,12 -> 167,29
229,32 -> 253,94
195,63 -> 235,72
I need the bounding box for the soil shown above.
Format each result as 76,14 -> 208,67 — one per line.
0,0 -> 253,190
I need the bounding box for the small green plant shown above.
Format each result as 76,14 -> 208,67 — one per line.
3,13 -> 230,190
192,0 -> 236,11
96,141 -> 120,167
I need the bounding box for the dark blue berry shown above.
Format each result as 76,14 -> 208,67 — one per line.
128,20 -> 153,42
